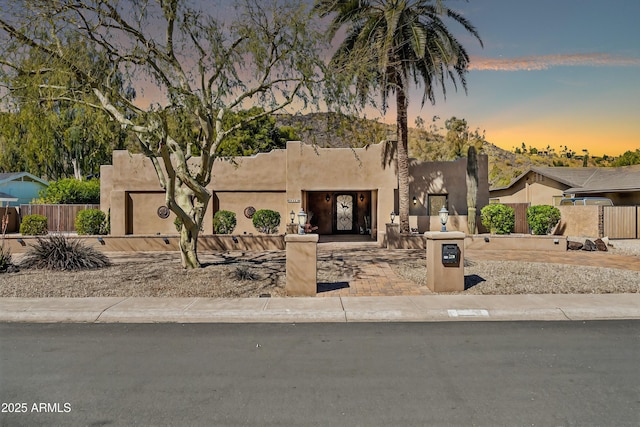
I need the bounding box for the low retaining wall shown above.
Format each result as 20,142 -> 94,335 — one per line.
385,233 -> 568,252
1,234 -> 285,253
465,234 -> 567,252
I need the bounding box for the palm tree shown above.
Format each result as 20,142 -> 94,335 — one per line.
315,0 -> 482,232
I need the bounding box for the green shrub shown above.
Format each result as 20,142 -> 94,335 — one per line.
526,205 -> 561,235
20,214 -> 48,235
480,204 -> 515,235
75,209 -> 108,235
36,178 -> 100,204
214,210 -> 237,234
20,235 -> 111,271
252,209 -> 280,234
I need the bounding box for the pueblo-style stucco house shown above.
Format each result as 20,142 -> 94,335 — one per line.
100,141 -> 489,244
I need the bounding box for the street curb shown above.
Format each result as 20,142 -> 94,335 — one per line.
0,294 -> 639,323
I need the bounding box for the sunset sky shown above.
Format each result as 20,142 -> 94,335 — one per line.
391,0 -> 640,157
130,0 -> 639,157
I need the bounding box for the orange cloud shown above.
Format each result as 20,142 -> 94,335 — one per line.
469,53 -> 640,71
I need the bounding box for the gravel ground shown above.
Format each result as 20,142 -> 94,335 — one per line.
395,238 -> 640,295
1,238 -> 639,297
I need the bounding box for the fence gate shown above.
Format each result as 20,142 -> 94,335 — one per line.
504,203 -> 531,234
603,206 -> 639,239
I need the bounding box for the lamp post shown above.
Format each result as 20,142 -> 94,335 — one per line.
390,211 -> 396,224
439,206 -> 449,232
297,208 -> 307,235
290,210 -> 295,224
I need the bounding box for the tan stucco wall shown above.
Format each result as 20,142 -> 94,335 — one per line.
128,192 -> 177,235
103,141 -> 488,240
491,173 -> 566,206
556,205 -> 600,236
215,191 -> 286,235
407,154 -> 488,233
212,150 -> 287,191
285,141 -> 397,242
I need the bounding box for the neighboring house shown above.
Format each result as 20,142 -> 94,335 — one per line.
0,172 -> 49,207
489,166 -> 640,206
100,141 -> 489,243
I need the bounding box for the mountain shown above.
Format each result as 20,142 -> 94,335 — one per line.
276,112 -> 613,189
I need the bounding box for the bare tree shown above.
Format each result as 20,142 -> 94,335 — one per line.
0,0 -> 325,268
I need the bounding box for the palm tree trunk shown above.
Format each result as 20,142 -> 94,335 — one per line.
396,85 -> 410,233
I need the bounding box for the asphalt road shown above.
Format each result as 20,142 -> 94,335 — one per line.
1,321 -> 638,426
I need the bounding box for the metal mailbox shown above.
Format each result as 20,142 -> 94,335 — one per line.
442,243 -> 459,265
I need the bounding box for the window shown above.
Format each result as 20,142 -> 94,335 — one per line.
427,194 -> 448,216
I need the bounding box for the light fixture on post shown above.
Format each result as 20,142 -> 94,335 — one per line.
390,211 -> 396,224
290,210 -> 295,224
359,193 -> 364,202
412,196 -> 417,205
297,208 -> 307,235
325,193 -> 331,202
439,206 -> 449,232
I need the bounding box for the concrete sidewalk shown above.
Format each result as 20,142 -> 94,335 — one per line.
1,294 -> 639,323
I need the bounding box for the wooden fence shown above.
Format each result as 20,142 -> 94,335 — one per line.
19,204 -> 100,232
603,206 -> 640,238
504,203 -> 531,234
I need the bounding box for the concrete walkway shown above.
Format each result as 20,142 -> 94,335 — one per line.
1,294 -> 639,323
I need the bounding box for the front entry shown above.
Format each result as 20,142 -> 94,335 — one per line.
305,191 -> 371,235
334,193 -> 357,233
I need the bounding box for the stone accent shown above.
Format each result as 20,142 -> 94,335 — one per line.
567,241 -> 583,251
594,238 -> 608,251
583,239 -> 597,251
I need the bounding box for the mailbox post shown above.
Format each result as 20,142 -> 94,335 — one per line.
424,231 -> 465,292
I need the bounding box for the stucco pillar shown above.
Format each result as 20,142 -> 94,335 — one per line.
425,231 -> 465,292
285,234 -> 319,296
110,191 -> 127,236
386,223 -> 400,249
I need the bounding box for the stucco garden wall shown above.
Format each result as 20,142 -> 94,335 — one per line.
101,141 -> 488,242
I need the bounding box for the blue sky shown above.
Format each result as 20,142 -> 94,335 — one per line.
392,0 -> 640,156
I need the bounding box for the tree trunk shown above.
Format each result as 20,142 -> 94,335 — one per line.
180,223 -> 201,269
396,85 -> 410,233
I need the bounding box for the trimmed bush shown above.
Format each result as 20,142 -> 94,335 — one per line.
75,209 -> 108,235
36,178 -> 100,204
527,205 -> 561,235
480,204 -> 515,235
214,210 -> 236,234
252,209 -> 280,234
20,235 -> 111,271
20,214 -> 48,235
